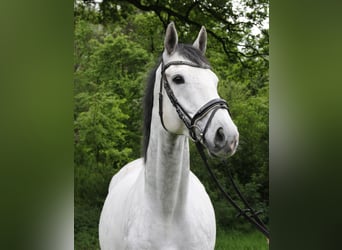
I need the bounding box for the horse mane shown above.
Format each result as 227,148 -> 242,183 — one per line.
142,43 -> 210,162
142,57 -> 161,162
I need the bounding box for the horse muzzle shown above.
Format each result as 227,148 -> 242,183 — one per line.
208,124 -> 239,157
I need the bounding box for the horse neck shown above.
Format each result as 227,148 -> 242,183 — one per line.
144,110 -> 190,221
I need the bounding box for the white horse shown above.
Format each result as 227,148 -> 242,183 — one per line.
99,22 -> 239,250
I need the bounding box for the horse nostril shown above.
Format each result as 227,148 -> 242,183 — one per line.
214,127 -> 226,148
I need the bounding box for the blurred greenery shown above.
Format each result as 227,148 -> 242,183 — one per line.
2,0 -> 342,249
74,0 -> 268,248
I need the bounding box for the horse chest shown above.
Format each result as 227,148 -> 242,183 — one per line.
124,219 -> 209,250
123,198 -> 214,250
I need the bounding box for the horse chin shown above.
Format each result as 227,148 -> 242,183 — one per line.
204,141 -> 236,158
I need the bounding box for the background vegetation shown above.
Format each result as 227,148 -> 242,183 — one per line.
74,0 -> 268,249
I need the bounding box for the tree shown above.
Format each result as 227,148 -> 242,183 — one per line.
94,0 -> 268,64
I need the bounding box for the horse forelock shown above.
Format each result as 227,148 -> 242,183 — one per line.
142,44 -> 210,161
176,43 -> 210,67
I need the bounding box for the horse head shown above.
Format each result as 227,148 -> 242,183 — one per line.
159,22 -> 239,157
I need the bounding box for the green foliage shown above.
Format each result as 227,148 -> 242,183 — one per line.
128,13 -> 165,56
75,86 -> 130,166
75,203 -> 101,250
74,1 -> 269,249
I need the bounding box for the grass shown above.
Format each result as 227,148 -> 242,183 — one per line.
75,229 -> 269,250
75,208 -> 268,250
215,229 -> 269,250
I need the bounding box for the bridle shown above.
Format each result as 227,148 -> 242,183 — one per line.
158,59 -> 229,143
158,59 -> 270,239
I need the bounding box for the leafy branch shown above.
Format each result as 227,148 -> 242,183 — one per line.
120,0 -> 268,65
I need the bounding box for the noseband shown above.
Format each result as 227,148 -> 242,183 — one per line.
158,60 -> 229,143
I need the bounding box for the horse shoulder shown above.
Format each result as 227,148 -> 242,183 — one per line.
189,170 -> 215,211
99,158 -> 144,250
108,158 -> 144,192
186,171 -> 216,249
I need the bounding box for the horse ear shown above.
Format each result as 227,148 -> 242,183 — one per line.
164,22 -> 178,55
193,26 -> 207,54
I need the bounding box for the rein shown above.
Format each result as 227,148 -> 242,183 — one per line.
196,144 -> 270,239
158,60 -> 270,239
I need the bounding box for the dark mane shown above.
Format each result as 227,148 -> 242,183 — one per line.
142,44 -> 210,162
142,57 -> 161,162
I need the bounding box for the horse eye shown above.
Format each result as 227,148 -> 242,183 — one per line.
172,75 -> 185,84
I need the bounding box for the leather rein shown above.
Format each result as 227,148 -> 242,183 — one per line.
158,59 -> 270,239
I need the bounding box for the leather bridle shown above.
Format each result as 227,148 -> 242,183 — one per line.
158,59 -> 270,239
158,60 -> 229,143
